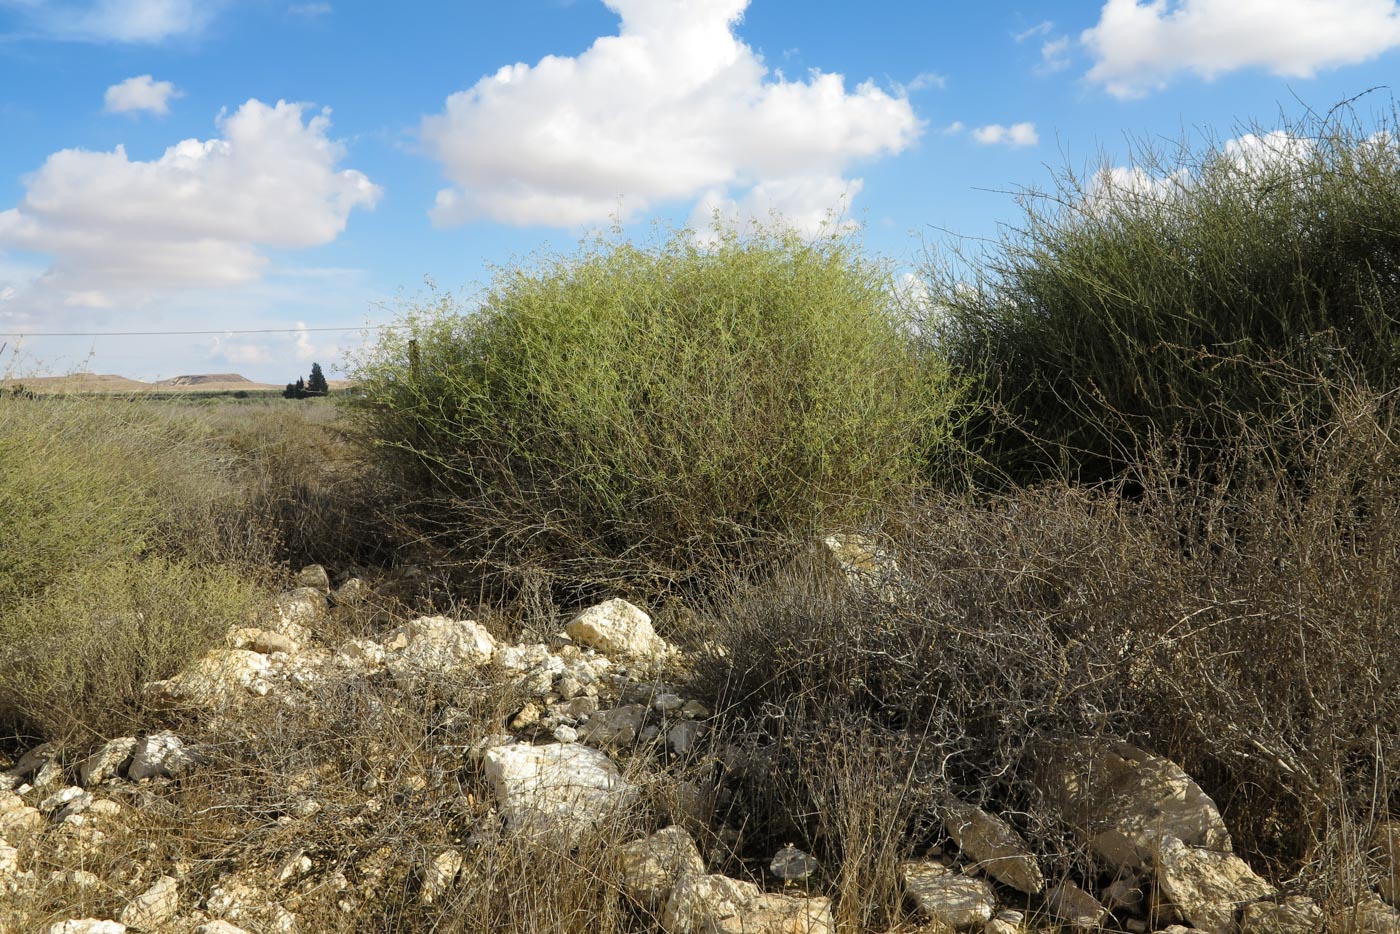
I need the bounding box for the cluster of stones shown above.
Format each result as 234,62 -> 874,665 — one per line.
4,554 -> 1398,934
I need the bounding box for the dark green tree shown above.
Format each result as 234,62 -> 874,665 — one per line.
282,382 -> 299,399
307,362 -> 329,396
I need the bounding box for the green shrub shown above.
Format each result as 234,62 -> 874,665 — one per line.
0,557 -> 257,741
0,397 -> 273,740
348,228 -> 965,593
932,110 -> 1400,484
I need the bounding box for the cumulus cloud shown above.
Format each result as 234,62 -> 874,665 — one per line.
0,99 -> 380,309
1083,0 -> 1400,98
421,0 -> 922,230
288,2 -> 331,17
4,0 -> 220,43
972,122 -> 1040,147
104,75 -> 180,114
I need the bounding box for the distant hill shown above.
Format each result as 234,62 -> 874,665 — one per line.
2,372 -> 283,393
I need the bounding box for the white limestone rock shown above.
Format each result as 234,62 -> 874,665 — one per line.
661,872 -> 833,934
128,732 -> 203,781
79,738 -> 137,786
1240,896 -> 1325,934
120,875 -> 179,932
901,861 -> 996,930
145,649 -> 275,709
483,742 -> 636,842
1155,835 -> 1276,934
420,848 -> 463,905
942,798 -> 1044,894
1037,738 -> 1232,872
619,826 -> 706,907
382,615 -> 496,680
1044,880 -> 1107,927
566,599 -> 667,660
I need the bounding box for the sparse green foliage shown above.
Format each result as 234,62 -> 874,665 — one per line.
348,227 -> 967,593
933,110 -> 1400,484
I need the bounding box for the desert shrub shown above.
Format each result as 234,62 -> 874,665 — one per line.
191,400 -> 400,568
693,376 -> 1399,895
0,396 -> 270,603
347,228 -> 965,595
931,109 -> 1400,484
0,557 -> 257,741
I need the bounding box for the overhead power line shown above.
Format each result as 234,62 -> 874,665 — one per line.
0,324 -> 406,338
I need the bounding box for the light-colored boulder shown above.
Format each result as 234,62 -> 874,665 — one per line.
145,649 -> 274,708
943,798 -> 1044,894
822,533 -> 907,602
269,587 -> 328,631
0,842 -> 18,874
661,872 -> 833,934
1373,821 -> 1399,906
1037,738 -> 1232,871
120,875 -> 178,931
333,638 -> 385,671
1103,876 -> 1146,913
769,845 -> 820,882
39,785 -> 85,815
901,861 -> 996,929
1240,896 -> 1325,933
483,742 -> 636,841
566,599 -> 667,659
1155,835 -> 1276,934
619,826 -> 706,907
0,791 -> 43,839
46,922 -> 127,934
667,721 -> 704,757
382,616 -> 495,680
420,848 -> 463,905
195,922 -> 253,934
79,738 -> 137,786
333,576 -> 369,606
1340,895 -> 1400,934
292,564 -> 331,593
128,732 -> 202,781
579,706 -> 648,748
1044,880 -> 1107,927
9,743 -> 55,777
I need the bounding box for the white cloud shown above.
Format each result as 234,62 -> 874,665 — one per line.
1083,0 -> 1400,98
0,99 -> 380,308
942,121 -> 965,134
903,71 -> 947,92
288,2 -> 331,17
422,0 -> 922,229
104,74 -> 180,115
1015,20 -> 1055,42
972,122 -> 1040,147
6,0 -> 220,43
689,175 -> 862,243
1040,36 -> 1072,72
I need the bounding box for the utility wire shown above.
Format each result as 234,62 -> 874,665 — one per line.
0,325 -> 405,337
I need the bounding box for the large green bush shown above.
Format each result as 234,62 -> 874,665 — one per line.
348,228 -> 964,592
933,111 -> 1400,484
0,397 -> 264,740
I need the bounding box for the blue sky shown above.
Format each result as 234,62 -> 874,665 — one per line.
2,0 -> 1399,382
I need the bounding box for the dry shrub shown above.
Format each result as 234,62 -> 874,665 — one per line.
693,376 -> 1399,902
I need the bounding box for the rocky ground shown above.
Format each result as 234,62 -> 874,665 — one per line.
1,556 -> 1396,934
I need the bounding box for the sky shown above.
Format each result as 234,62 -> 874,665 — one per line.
2,0 -> 1399,383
